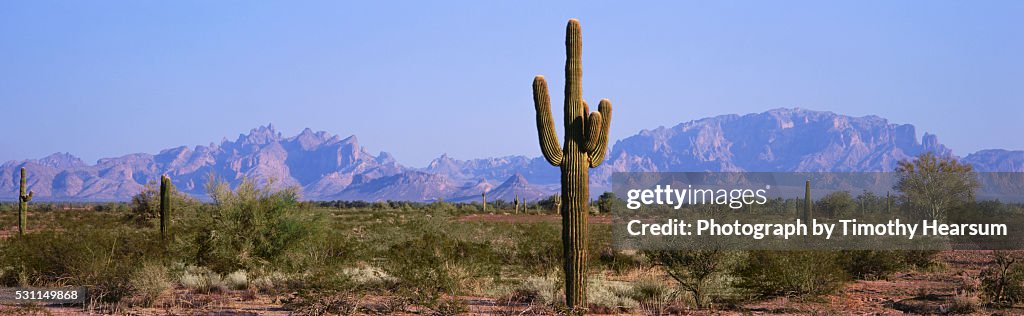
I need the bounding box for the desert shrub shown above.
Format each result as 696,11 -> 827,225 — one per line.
816,191 -> 856,218
177,177 -> 326,273
734,251 -> 846,297
250,271 -> 289,293
383,232 -> 499,304
127,179 -> 197,228
225,270 -> 249,290
516,270 -> 563,305
900,250 -> 941,269
178,265 -> 227,293
342,266 -> 396,289
0,227 -> 161,303
510,223 -> 562,274
838,250 -> 906,280
129,262 -> 172,307
644,248 -> 739,308
950,289 -> 980,314
590,224 -> 642,273
629,278 -> 676,316
587,277 -> 637,313
596,246 -> 643,275
980,251 -> 1024,307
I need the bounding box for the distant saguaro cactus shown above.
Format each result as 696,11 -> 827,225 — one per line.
482,191 -> 487,212
514,193 -> 520,214
531,18 -> 613,310
553,194 -> 561,215
18,167 -> 33,235
886,191 -> 892,213
160,175 -> 171,239
804,180 -> 812,224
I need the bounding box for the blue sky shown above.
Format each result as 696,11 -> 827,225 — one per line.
2,1 -> 1022,167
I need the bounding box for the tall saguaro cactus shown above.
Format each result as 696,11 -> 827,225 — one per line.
531,18 -> 613,310
482,191 -> 487,212
18,167 -> 33,235
160,175 -> 171,239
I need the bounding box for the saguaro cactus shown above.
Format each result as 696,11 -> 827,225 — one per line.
531,18 -> 613,310
18,167 -> 33,235
160,175 -> 171,238
886,191 -> 892,213
482,191 -> 487,212
804,180 -> 812,224
514,193 -> 520,214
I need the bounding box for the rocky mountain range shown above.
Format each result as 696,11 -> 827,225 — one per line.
2,108 -> 1020,202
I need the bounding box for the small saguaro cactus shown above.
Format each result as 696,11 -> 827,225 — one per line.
514,193 -> 520,214
531,18 -> 613,310
886,191 -> 892,213
18,167 -> 33,235
804,180 -> 812,224
482,191 -> 487,212
553,194 -> 561,214
160,175 -> 171,239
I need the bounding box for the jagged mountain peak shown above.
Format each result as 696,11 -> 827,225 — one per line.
237,124 -> 283,145
37,152 -> 86,169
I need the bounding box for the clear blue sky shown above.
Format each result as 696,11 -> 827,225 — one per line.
2,1 -> 1022,167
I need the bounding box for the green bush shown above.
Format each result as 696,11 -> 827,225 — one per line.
127,179 -> 198,228
510,223 -> 562,274
644,248 -> 739,308
838,250 -> 906,280
176,177 -> 327,273
0,227 -> 162,303
734,251 -> 846,297
383,232 -> 498,305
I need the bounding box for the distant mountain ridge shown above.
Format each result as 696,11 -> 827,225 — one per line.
2,109 -> 1020,202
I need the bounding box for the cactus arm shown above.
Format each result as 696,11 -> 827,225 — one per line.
582,111 -> 603,153
533,75 -> 563,166
24,191 -> 33,202
588,99 -> 613,167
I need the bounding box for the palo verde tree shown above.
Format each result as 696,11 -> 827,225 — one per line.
531,18 -> 613,310
895,152 -> 979,221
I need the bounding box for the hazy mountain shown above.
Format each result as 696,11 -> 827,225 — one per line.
1,125 -> 403,201
484,173 -> 554,202
1,108 -> 1019,202
421,154 -> 558,186
963,150 -> 1024,172
589,108 -> 955,189
330,171 -> 458,202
